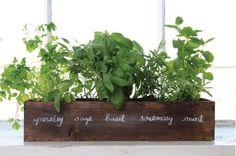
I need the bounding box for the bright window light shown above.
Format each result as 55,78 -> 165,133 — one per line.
52,0 -> 163,53
0,0 -> 45,120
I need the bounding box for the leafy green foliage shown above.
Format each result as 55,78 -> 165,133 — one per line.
0,23 -> 79,129
22,23 -> 78,109
160,17 -> 214,101
0,58 -> 30,103
134,40 -> 168,99
72,32 -> 145,109
0,17 -> 215,130
136,17 -> 214,102
175,16 -> 183,25
8,118 -> 20,130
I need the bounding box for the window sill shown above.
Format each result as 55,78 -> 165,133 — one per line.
0,121 -> 235,156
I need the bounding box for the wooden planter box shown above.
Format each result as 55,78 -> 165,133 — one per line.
24,100 -> 215,141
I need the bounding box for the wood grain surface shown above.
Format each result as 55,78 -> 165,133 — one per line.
24,100 -> 215,141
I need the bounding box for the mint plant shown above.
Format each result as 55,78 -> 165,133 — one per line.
160,16 -> 214,101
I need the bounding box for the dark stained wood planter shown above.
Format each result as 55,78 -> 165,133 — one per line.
24,100 -> 215,141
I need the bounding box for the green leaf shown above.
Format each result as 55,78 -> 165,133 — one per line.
12,121 -> 20,130
22,94 -> 29,102
191,37 -> 204,45
110,87 -> 125,110
203,72 -> 214,80
54,93 -> 61,112
195,30 -> 203,33
187,41 -> 200,49
111,76 -> 133,87
132,40 -> 144,53
71,85 -> 83,93
165,25 -> 178,29
203,51 -> 214,62
111,32 -> 133,49
85,80 -> 93,90
25,39 -> 40,52
202,88 -> 212,97
157,40 -> 166,51
16,95 -> 24,104
115,68 -> 125,78
205,38 -> 215,44
175,16 -> 183,25
180,27 -> 197,37
59,80 -> 73,91
96,85 -> 109,100
97,62 -> 108,73
94,31 -> 103,38
185,48 -> 195,54
173,59 -> 182,71
173,39 -> 185,49
51,35 -> 59,41
64,93 -> 72,103
133,53 -> 145,66
121,64 -> 134,72
103,74 -> 114,92
47,90 -> 59,101
46,22 -> 57,32
61,38 -> 70,44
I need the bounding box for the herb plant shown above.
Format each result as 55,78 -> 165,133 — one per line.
162,16 -> 214,101
0,23 -> 78,129
71,32 -> 145,110
0,17 -> 214,130
136,16 -> 214,102
133,40 -> 168,99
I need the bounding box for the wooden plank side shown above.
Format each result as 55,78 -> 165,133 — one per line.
24,100 -> 215,141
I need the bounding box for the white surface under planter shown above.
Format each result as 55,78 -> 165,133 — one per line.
0,121 -> 235,156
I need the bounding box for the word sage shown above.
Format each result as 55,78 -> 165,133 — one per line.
74,116 -> 93,126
